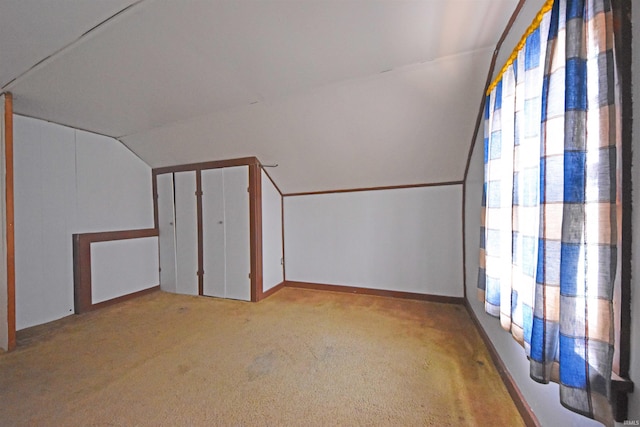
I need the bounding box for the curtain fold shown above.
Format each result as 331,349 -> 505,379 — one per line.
478,0 -> 618,424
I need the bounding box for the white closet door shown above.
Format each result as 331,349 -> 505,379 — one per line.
201,169 -> 226,298
174,171 -> 198,296
157,173 -> 177,293
223,166 -> 251,301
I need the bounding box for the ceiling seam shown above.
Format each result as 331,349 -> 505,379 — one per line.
117,45 -> 496,141
1,0 -> 148,92
13,112 -> 153,169
12,113 -> 117,139
115,137 -> 154,169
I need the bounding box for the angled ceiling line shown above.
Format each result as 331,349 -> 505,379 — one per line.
116,45 -> 496,142
13,112 -> 118,140
14,112 -> 155,169
1,0 -> 148,92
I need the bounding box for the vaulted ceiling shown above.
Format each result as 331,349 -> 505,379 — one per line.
1,0 -> 518,193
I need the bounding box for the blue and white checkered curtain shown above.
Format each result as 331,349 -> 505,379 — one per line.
478,0 -> 619,424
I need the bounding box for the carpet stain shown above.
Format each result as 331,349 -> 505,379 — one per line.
0,287 -> 525,426
247,350 -> 277,381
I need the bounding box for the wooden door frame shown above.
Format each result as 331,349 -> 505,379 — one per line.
152,157 -> 263,302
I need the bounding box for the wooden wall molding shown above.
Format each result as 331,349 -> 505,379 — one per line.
461,0 -> 527,299
249,163 -> 263,302
3,92 -> 16,351
464,301 -> 541,427
196,172 -> 204,296
280,196 -> 286,281
152,157 -> 259,176
285,281 -> 464,304
259,164 -> 284,197
261,281 -> 286,300
611,0 -> 633,421
284,180 -> 463,197
73,228 -> 159,314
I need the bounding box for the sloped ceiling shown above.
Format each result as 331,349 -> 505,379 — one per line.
1,0 -> 518,194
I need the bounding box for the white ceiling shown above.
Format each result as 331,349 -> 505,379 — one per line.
1,0 -> 518,193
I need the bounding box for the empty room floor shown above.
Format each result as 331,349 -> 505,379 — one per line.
0,287 -> 523,426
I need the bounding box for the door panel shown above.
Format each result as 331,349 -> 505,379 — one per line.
223,166 -> 251,301
157,173 -> 177,293
174,171 -> 198,296
201,169 -> 226,298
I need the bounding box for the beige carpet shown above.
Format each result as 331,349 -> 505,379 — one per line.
0,287 -> 523,426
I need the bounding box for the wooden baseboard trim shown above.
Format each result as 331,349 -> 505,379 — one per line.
260,281 -> 286,300
464,300 -> 540,427
284,281 -> 464,304
89,285 -> 160,312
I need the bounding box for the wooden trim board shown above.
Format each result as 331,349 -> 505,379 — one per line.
249,163 -> 263,301
462,0 -> 526,183
280,195 -> 286,281
73,228 -> 159,314
284,180 -> 463,197
4,93 -> 16,351
284,281 -> 463,304
259,164 -> 284,197
152,157 -> 259,176
464,300 -> 541,427
261,281 -> 286,300
196,171 -> 204,296
461,0 -> 527,299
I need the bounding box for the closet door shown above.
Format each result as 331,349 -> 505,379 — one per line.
157,173 -> 177,293
223,166 -> 251,301
202,169 -> 226,298
173,171 -> 198,295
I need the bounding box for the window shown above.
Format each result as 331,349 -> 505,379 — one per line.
477,0 -> 631,423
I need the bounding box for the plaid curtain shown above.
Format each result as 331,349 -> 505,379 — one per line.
478,0 -> 618,424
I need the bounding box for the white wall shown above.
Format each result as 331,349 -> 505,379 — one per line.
75,131 -> 153,231
91,237 -> 159,304
463,1 -> 637,425
13,115 -> 155,330
261,170 -> 283,292
284,185 -> 463,296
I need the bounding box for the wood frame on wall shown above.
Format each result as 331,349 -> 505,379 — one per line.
3,92 -> 16,351
73,228 -> 160,313
152,157 -> 267,302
